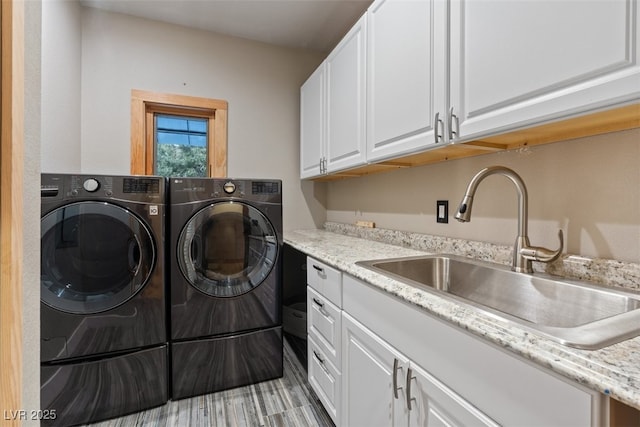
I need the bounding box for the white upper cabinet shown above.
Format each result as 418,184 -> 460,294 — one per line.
366,0 -> 447,162
326,14 -> 367,173
302,0 -> 639,179
449,0 -> 640,141
300,14 -> 367,179
300,65 -> 325,179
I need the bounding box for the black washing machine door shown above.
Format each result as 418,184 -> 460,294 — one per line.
41,201 -> 155,314
178,201 -> 278,297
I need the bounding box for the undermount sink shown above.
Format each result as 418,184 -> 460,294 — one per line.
356,254 -> 640,350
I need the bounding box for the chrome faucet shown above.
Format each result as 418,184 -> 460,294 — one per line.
454,166 -> 563,274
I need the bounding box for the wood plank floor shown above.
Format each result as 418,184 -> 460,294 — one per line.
84,336 -> 334,427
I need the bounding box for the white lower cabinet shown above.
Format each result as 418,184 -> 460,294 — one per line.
308,287 -> 341,367
407,361 -> 498,427
342,312 -> 409,427
306,257 -> 343,424
308,336 -> 341,423
342,312 -> 497,427
342,274 -> 605,427
305,261 -> 605,426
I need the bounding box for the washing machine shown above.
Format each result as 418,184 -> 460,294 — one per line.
40,174 -> 168,426
169,177 -> 283,399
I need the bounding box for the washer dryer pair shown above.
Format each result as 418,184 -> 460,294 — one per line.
40,174 -> 168,426
169,177 -> 283,400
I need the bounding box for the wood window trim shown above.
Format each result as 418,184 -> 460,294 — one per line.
1,0 -> 24,421
130,89 -> 228,177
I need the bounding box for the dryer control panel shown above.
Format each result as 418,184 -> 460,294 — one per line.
252,181 -> 279,194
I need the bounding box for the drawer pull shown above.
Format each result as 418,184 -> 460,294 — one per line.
312,297 -> 324,308
313,350 -> 330,374
312,264 -> 324,273
393,358 -> 402,399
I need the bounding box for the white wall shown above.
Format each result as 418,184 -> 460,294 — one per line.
326,128 -> 640,263
41,0 -> 82,173
78,8 -> 326,230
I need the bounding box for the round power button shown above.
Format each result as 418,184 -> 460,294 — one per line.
83,178 -> 100,192
223,181 -> 236,194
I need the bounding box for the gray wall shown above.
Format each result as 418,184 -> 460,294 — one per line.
41,0 -> 82,173
25,0 -> 42,420
38,5 -> 640,272
326,128 -> 640,263
42,5 -> 326,231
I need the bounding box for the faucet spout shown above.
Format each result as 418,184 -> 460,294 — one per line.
455,166 -> 528,238
454,166 -> 562,274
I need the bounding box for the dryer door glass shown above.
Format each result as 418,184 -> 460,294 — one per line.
178,201 -> 278,297
41,201 -> 156,314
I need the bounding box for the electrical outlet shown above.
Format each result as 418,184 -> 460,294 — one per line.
437,200 -> 448,223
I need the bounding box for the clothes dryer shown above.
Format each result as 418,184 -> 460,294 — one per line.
169,178 -> 283,399
40,174 -> 168,426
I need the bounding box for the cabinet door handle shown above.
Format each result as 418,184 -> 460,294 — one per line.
312,297 -> 324,308
392,358 -> 402,399
434,112 -> 444,143
312,264 -> 324,273
313,350 -> 330,374
319,157 -> 326,174
448,107 -> 459,140
406,367 -> 415,411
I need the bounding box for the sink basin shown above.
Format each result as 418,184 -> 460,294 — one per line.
356,255 -> 640,349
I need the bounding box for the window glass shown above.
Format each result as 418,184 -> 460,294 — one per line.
155,114 -> 208,177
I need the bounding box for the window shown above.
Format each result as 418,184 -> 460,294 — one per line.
155,114 -> 208,177
130,89 -> 228,177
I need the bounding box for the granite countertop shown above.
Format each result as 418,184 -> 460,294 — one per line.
284,228 -> 640,410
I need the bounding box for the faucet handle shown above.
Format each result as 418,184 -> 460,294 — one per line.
520,229 -> 564,263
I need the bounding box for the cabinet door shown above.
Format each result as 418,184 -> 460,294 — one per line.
326,14 -> 367,173
342,312 -> 409,427
300,65 -> 325,179
450,0 -> 640,141
407,362 -> 498,427
366,0 -> 447,162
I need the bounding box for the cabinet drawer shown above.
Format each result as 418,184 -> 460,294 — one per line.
308,287 -> 342,368
306,257 -> 342,307
308,336 -> 341,425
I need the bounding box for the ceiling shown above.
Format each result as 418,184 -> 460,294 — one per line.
80,0 -> 373,53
